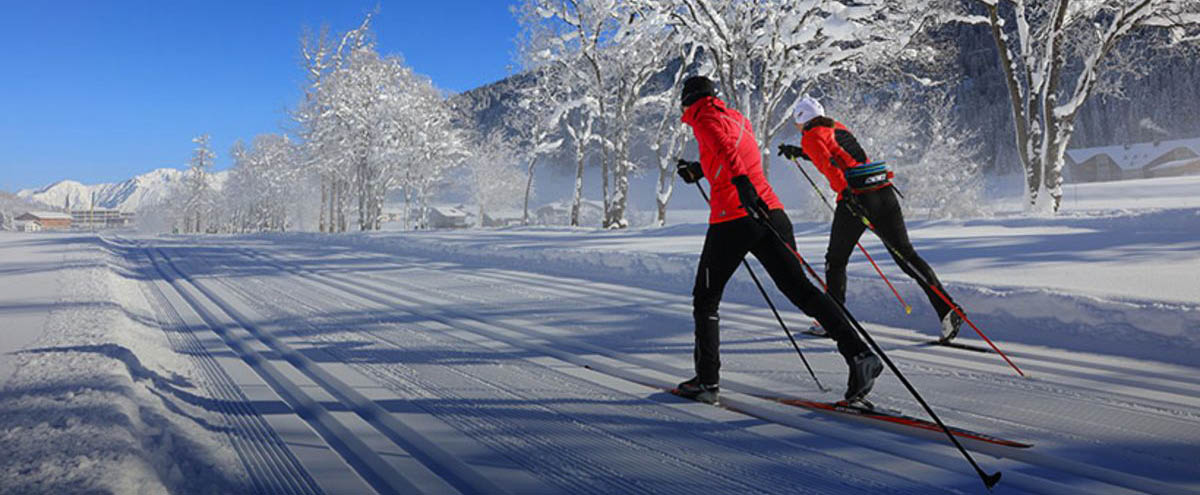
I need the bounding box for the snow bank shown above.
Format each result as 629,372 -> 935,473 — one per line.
0,238 -> 248,494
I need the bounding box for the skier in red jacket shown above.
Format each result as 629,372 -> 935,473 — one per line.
675,76 -> 880,404
778,97 -> 963,342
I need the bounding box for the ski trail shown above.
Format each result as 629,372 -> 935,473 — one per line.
229,241 -> 1178,495
203,245 -> 967,494
355,251 -> 1198,489
117,241 -> 322,495
144,245 -> 488,494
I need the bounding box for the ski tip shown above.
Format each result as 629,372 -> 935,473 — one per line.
983,471 -> 1002,489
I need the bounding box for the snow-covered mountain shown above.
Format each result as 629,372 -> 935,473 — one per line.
17,168 -> 228,212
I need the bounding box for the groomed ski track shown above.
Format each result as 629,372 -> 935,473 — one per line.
103,235 -> 1199,494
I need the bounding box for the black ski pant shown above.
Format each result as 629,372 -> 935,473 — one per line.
826,186 -> 954,318
692,209 -> 869,385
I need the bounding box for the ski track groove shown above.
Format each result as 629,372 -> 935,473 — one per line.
217,246 -> 942,495
394,257 -> 1200,423
146,245 -> 467,495
229,242 -> 1177,495
246,243 -> 1200,495
459,264 -> 1200,411
407,257 -> 1200,479
109,238 -> 323,495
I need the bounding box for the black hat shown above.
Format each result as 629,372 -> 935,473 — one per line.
680,76 -> 717,109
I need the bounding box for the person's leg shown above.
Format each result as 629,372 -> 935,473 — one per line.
691,218 -> 757,385
856,187 -> 954,317
825,200 -> 869,305
752,210 -> 868,362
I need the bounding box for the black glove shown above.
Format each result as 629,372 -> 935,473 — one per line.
676,159 -> 703,184
777,143 -> 809,162
731,175 -> 768,221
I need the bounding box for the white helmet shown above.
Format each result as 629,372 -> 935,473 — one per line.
792,97 -> 825,125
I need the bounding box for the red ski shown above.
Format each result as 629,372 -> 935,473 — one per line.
753,395 -> 1032,449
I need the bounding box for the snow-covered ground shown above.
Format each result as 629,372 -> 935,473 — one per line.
1,175 -> 1197,494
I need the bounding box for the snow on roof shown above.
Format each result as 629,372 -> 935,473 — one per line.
1146,157 -> 1200,172
430,205 -> 467,217
20,211 -> 73,220
1065,137 -> 1200,171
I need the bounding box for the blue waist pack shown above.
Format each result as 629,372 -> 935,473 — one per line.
845,161 -> 893,193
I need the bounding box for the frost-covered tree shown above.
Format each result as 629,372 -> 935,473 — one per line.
466,130 -> 526,225
504,68 -> 565,226
967,0 -> 1200,212
300,17 -> 463,232
664,0 -> 936,178
181,134 -> 216,234
297,15 -> 374,232
518,0 -> 694,228
226,134 -> 300,232
643,40 -> 699,226
515,19 -> 599,227
827,86 -> 986,220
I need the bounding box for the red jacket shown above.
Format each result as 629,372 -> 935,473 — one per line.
800,121 -> 868,202
682,96 -> 783,224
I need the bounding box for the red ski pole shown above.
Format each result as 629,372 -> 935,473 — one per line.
789,157 -> 911,314
791,157 -> 1023,377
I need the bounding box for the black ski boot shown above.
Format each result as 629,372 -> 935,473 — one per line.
939,310 -> 963,343
845,351 -> 883,402
676,376 -> 719,404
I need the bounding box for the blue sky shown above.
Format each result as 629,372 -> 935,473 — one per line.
0,0 -> 522,192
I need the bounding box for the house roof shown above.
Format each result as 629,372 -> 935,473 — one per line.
19,211 -> 73,220
430,205 -> 467,218
1066,137 -> 1200,171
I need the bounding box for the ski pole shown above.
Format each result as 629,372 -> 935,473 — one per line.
694,182 -> 829,392
747,202 -> 1002,490
790,157 -> 911,314
840,197 -> 1024,377
792,157 -> 1023,377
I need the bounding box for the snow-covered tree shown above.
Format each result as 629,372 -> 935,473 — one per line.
181,134 -> 216,233
515,16 -> 599,227
967,0 -> 1200,212
465,130 -> 526,224
826,86 -> 986,220
296,15 -> 374,232
225,134 -> 300,232
299,14 -> 463,232
663,0 -> 936,179
518,0 -> 694,228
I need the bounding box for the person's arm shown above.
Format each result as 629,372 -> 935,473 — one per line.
820,127 -> 860,170
802,130 -> 838,177
690,112 -> 746,181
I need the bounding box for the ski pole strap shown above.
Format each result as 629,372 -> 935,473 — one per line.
844,161 -> 893,194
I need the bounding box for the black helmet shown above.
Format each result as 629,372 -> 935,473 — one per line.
680,76 -> 717,109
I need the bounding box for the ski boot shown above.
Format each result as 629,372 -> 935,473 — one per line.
845,351 -> 883,402
939,310 -> 963,343
675,376 -> 720,404
804,321 -> 829,338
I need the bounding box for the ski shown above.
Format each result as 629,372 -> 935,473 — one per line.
921,340 -> 994,354
751,394 -> 1032,449
642,379 -> 1031,449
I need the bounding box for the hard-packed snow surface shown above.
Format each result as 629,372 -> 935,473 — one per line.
1,175 -> 1197,494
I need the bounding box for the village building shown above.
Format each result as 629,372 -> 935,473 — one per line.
70,208 -> 134,229
427,206 -> 469,229
13,220 -> 42,232
1065,137 -> 1200,183
15,211 -> 73,230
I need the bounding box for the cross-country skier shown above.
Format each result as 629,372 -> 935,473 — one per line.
674,76 -> 882,405
777,97 -> 964,343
